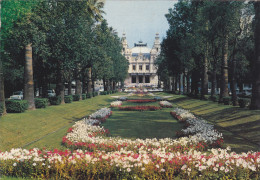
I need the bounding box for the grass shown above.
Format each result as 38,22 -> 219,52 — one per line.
121,101 -> 159,107
0,94 -> 115,151
103,107 -> 182,139
156,92 -> 260,152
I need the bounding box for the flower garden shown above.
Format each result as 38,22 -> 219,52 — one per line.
0,92 -> 259,179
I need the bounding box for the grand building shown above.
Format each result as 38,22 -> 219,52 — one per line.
122,33 -> 161,87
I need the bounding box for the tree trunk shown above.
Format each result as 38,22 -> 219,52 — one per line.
113,81 -> 116,90
24,44 -> 35,110
56,69 -> 65,104
211,67 -> 217,97
219,34 -> 229,102
87,68 -> 92,94
187,73 -> 191,94
183,71 -> 187,94
251,2 -> 260,110
231,59 -> 238,106
178,74 -> 182,94
0,52 -> 6,115
92,79 -> 95,94
103,78 -> 107,91
68,79 -> 72,95
201,44 -> 209,99
82,74 -> 86,94
75,79 -> 82,100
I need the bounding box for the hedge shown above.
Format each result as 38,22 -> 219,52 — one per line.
5,100 -> 28,113
64,95 -> 73,103
100,91 -> 107,95
0,102 -> 4,114
35,98 -> 49,108
93,92 -> 98,97
86,93 -> 92,98
223,97 -> 232,105
49,96 -> 61,105
73,95 -> 80,101
238,98 -> 251,108
82,94 -> 86,100
210,96 -> 218,102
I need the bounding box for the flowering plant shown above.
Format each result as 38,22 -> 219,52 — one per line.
119,106 -> 162,111
110,101 -> 122,107
126,99 -> 156,103
159,101 -> 173,108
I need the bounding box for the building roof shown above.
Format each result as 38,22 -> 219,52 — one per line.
131,40 -> 151,54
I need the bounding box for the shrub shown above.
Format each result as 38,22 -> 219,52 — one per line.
223,97 -> 231,105
0,102 -> 4,114
64,95 -> 73,103
86,93 -> 92,98
100,91 -> 107,95
238,98 -> 251,108
210,96 -> 218,102
73,94 -> 81,101
35,98 -> 49,108
49,96 -> 61,105
94,92 -> 98,96
5,100 -> 28,113
82,94 -> 86,100
154,96 -> 162,101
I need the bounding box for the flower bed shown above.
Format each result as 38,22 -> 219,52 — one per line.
119,106 -> 162,111
126,99 -> 156,103
159,101 -> 173,108
1,105 -> 260,179
88,107 -> 112,122
110,101 -> 122,107
171,108 -> 223,145
0,147 -> 259,179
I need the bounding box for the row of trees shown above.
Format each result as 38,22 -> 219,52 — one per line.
0,0 -> 128,114
156,0 -> 260,109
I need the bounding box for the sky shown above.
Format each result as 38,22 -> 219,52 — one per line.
103,0 -> 176,48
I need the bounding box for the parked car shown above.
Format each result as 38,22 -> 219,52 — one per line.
10,91 -> 23,100
47,90 -> 56,97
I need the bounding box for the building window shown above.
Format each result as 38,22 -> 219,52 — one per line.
145,76 -> 150,83
146,65 -> 149,70
139,65 -> 142,70
133,65 -> 136,71
139,76 -> 143,83
132,76 -> 136,83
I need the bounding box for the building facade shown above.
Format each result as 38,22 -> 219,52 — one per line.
122,33 -> 160,87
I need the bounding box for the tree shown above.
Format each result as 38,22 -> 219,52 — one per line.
0,0 -> 6,115
251,2 -> 260,109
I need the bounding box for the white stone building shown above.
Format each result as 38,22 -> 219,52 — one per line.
122,33 -> 161,87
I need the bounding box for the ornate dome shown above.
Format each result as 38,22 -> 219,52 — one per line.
131,40 -> 151,54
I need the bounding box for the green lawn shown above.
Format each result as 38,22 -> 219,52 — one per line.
103,107 -> 182,139
121,101 -> 160,107
156,92 -> 260,152
0,94 -> 115,151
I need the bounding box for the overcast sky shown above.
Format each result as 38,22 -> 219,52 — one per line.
103,0 -> 176,48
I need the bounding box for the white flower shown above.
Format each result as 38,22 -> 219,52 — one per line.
32,163 -> 36,166
13,162 -> 17,167
127,168 -> 131,172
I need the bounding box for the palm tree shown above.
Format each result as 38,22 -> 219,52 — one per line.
251,2 -> 260,110
0,1 -> 6,115
24,44 -> 35,110
86,0 -> 104,22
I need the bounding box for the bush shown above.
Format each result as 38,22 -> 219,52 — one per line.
93,91 -> 98,96
82,94 -> 86,100
86,93 -> 92,98
49,96 -> 61,105
223,97 -> 231,105
0,102 -> 4,114
238,98 -> 251,108
35,98 -> 49,108
210,96 -> 218,102
64,95 -> 73,103
73,94 -> 81,101
5,100 -> 28,113
100,91 -> 107,95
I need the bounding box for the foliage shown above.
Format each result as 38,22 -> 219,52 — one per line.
86,93 -> 93,98
81,94 -> 87,100
34,98 -> 48,108
64,95 -> 73,103
238,98 -> 251,108
5,100 -> 28,113
48,96 -> 61,105
73,95 -> 81,101
223,97 -> 232,105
